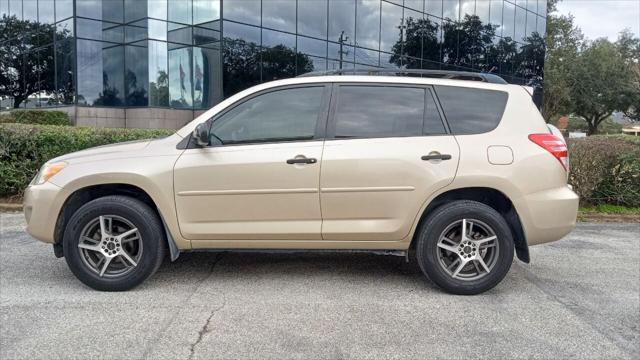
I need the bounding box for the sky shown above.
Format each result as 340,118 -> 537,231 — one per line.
556,0 -> 640,41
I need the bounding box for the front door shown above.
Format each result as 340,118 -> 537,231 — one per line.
174,85 -> 330,240
320,84 -> 460,241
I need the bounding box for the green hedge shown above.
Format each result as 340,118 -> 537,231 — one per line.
0,123 -> 174,198
568,135 -> 640,207
0,110 -> 71,126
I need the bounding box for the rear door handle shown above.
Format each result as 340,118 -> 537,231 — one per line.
286,157 -> 317,165
421,154 -> 452,161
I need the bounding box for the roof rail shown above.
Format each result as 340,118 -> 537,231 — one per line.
297,68 -> 508,84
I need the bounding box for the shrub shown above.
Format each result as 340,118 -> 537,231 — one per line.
568,135 -> 640,207
0,123 -> 174,198
0,110 -> 71,126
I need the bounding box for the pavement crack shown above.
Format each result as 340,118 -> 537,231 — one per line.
141,252 -> 227,360
188,297 -> 226,360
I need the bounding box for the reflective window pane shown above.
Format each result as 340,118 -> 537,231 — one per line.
223,21 -> 260,44
193,46 -> 222,108
527,0 -> 537,12
476,0 -> 490,24
526,10 -> 536,37
210,87 -> 324,144
55,38 -> 75,105
355,47 -> 379,66
24,0 -> 37,21
168,46 -> 192,108
298,36 -> 327,58
193,0 -> 219,24
77,40 -> 125,106
380,1 -> 402,54
442,0 -> 459,21
38,0 -> 55,24
298,0 -> 327,39
460,0 -> 475,19
489,0 -> 503,32
55,0 -> 73,21
422,16 -> 441,62
149,19 -> 167,40
125,0 -> 147,22
149,40 -> 169,106
425,89 -> 446,134
262,45 -> 297,81
502,1 -> 515,39
515,4 -> 526,41
537,0 -> 546,17
262,0 -> 295,33
405,0 -> 424,11
356,0 -> 380,50
125,42 -> 149,106
425,0 -> 443,18
262,28 -> 295,49
8,0 -> 20,20
222,0 -> 260,26
335,86 -> 425,138
537,15 -> 546,37
168,0 -> 192,24
148,0 -> 167,20
329,0 -> 355,43
0,0 -> 7,18
222,38 -> 260,96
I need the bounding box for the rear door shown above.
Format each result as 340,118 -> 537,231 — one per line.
320,83 -> 459,241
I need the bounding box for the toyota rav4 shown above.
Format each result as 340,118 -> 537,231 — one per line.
23,71 -> 579,294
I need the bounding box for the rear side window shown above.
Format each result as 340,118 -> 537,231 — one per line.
435,86 -> 508,135
333,86 -> 446,138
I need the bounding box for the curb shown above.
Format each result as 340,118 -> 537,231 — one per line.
0,203 -> 23,212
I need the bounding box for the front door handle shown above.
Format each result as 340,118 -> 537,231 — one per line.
421,154 -> 452,161
286,157 -> 317,165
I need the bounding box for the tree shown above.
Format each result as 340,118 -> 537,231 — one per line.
567,38 -> 638,134
0,15 -> 57,108
542,10 -> 583,122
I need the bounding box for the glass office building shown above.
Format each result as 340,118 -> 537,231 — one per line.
0,0 -> 547,127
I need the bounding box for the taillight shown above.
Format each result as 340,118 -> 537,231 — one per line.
528,133 -> 569,171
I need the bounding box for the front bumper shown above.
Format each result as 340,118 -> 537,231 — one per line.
23,182 -> 69,244
514,185 -> 579,246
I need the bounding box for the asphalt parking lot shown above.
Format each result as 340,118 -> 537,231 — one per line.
0,212 -> 638,360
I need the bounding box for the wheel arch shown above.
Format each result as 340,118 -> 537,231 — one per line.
53,183 -> 181,261
411,187 -> 529,263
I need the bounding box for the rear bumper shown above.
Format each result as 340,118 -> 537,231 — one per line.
514,185 -> 579,246
23,182 -> 69,244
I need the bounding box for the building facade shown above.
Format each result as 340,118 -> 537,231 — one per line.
0,0 -> 547,128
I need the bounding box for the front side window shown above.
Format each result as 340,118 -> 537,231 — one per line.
334,85 -> 441,138
208,86 -> 324,145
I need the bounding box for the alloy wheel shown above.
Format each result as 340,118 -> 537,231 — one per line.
436,218 -> 500,281
77,215 -> 143,278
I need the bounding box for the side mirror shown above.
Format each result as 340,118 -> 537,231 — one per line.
192,123 -> 209,147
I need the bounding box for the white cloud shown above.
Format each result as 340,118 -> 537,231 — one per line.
556,0 -> 640,41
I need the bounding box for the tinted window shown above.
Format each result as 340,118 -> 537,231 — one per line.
334,86 -> 426,138
435,86 -> 508,135
209,87 -> 324,145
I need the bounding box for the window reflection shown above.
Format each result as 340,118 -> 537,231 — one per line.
298,0 -> 327,39
356,0 -> 380,50
380,1 -> 402,54
426,0 -> 443,18
77,40 -> 124,106
442,0 -> 459,21
169,46 -> 192,107
329,0 -> 355,43
502,1 -> 515,39
262,0 -> 295,33
125,42 -> 149,106
149,40 -> 168,106
515,5 -> 526,42
222,0 -> 260,26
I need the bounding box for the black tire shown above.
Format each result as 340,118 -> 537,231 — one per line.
415,200 -> 514,295
62,195 -> 165,291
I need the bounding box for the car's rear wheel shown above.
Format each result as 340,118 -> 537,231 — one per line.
416,200 -> 514,295
63,195 -> 165,291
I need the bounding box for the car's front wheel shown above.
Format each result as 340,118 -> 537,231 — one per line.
415,200 -> 515,295
62,195 -> 165,291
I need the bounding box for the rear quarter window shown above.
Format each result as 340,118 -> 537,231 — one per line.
434,86 -> 508,135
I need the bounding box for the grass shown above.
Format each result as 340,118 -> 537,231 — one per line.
579,204 -> 640,215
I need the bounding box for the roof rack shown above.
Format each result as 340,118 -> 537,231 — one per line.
297,69 -> 508,84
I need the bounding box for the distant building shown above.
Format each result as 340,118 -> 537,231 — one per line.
1,0 -> 548,128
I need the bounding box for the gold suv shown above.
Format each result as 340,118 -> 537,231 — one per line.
23,72 -> 579,294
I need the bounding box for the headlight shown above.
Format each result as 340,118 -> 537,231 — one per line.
33,162 -> 67,185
